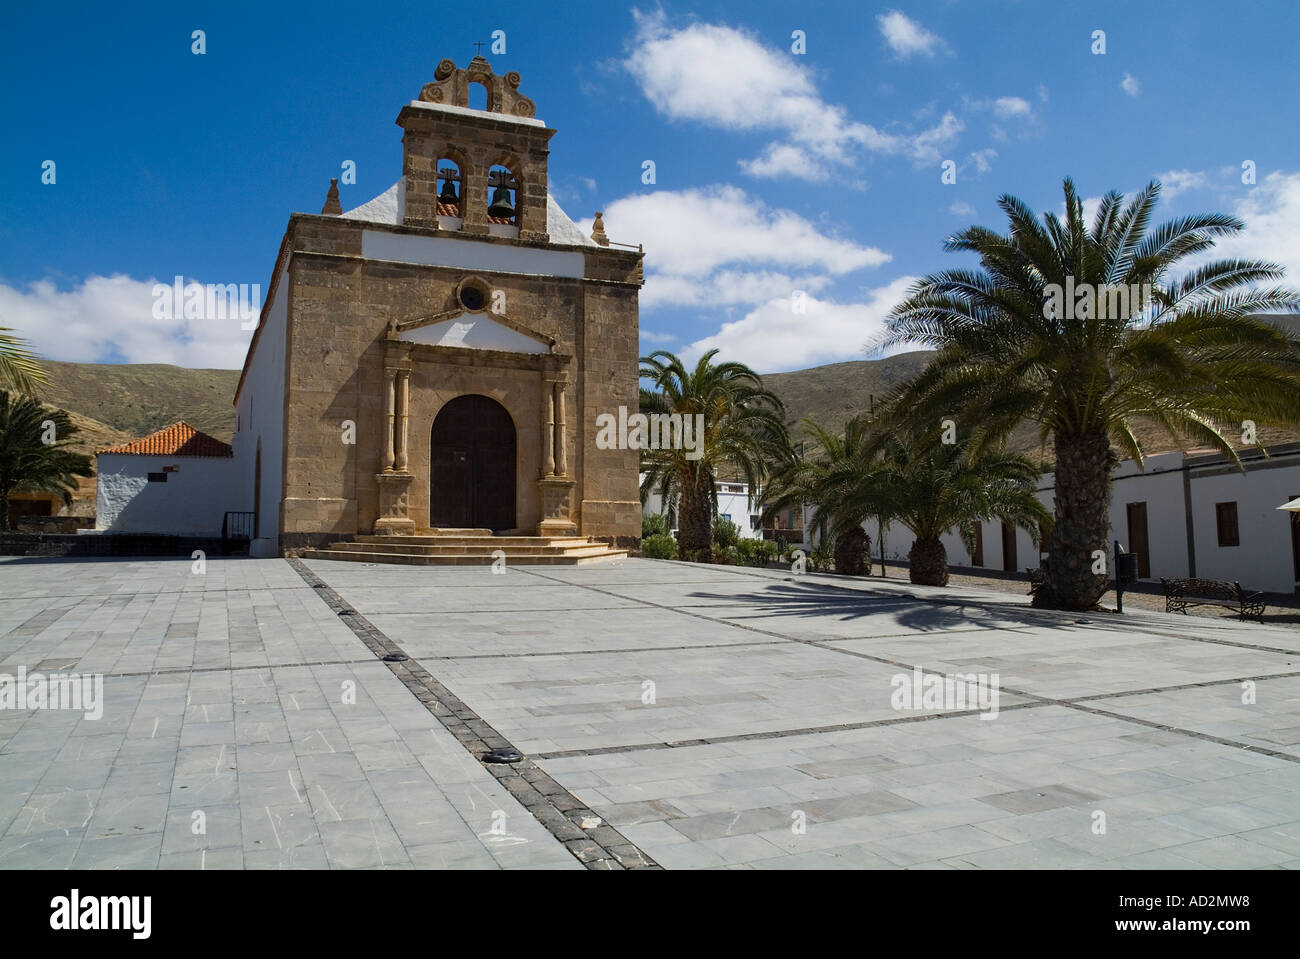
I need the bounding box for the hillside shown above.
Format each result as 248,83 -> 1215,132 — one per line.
764,314 -> 1300,464
26,315 -> 1300,467
35,361 -> 240,443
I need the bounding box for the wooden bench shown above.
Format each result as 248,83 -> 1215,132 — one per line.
1160,578 -> 1265,622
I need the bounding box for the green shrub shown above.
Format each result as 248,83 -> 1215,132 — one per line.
642,513 -> 670,539
734,537 -> 777,567
712,516 -> 741,550
810,540 -> 835,572
641,533 -> 678,560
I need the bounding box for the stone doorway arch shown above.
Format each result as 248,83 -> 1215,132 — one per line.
429,394 -> 516,531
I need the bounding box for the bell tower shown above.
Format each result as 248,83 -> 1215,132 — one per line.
397,57 -> 554,242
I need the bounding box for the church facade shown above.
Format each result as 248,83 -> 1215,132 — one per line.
233,58 -> 643,554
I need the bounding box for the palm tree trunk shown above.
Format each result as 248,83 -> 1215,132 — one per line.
0,491 -> 9,532
676,470 -> 713,563
833,526 -> 869,576
1042,430 -> 1114,610
909,536 -> 948,586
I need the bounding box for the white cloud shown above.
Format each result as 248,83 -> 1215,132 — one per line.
1156,169 -> 1207,199
876,10 -> 947,59
965,148 -> 997,175
1121,73 -> 1140,97
0,274 -> 251,368
1055,192 -> 1106,226
577,185 -> 890,311
949,200 -> 977,217
639,329 -> 676,344
993,96 -> 1032,119
680,277 -> 919,373
1190,170 -> 1300,283
625,12 -> 962,179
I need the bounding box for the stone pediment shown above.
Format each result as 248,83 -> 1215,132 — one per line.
418,56 -> 536,118
394,311 -> 552,355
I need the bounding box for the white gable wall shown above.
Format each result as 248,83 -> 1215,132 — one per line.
96,454 -> 245,536
400,313 -> 549,353
233,262 -> 288,556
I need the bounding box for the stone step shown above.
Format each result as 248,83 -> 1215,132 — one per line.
301,547 -> 627,567
326,541 -> 610,556
352,535 -> 593,548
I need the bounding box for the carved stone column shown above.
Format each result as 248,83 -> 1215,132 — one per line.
553,380 -> 567,478
537,368 -> 575,536
382,370 -> 396,473
394,369 -> 411,472
541,374 -> 555,477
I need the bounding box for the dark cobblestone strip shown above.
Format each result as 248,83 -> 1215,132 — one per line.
287,557 -> 660,871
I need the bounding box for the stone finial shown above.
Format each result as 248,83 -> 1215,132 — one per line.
632,244 -> 645,286
418,57 -> 537,118
321,178 -> 342,215
590,211 -> 609,247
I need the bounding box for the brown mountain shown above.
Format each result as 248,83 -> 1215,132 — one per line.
34,361 -> 240,444
763,314 -> 1300,464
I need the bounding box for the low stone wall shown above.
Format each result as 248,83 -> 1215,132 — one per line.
0,533 -> 226,558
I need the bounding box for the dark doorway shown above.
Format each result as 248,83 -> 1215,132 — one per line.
971,522 -> 984,566
1001,521 -> 1017,572
430,395 -> 516,531
1291,494 -> 1300,585
1127,501 -> 1151,578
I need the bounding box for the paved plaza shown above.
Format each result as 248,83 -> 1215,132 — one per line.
2,554 -> 1299,869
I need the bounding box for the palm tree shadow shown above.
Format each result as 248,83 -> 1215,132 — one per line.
684,580 -> 1086,634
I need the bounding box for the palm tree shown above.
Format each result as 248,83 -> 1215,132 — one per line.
0,328 -> 49,396
883,177 -> 1300,608
0,391 -> 93,530
864,425 -> 1051,586
761,415 -> 877,575
639,350 -> 789,563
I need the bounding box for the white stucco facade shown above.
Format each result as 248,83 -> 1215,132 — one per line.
797,444 -> 1300,595
232,263 -> 288,557
640,476 -> 764,540
95,453 -> 246,536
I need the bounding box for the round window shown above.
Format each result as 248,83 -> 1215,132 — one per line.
458,285 -> 486,312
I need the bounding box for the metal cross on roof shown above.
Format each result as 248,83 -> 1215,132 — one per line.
473,40 -> 486,55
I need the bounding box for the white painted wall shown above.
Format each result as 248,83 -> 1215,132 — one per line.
400,313 -> 548,353
95,454 -> 246,536
640,476 -> 763,540
1104,452 -> 1188,582
362,230 -> 585,277
792,449 -> 1298,594
233,263 -> 289,555
1190,461 -> 1300,593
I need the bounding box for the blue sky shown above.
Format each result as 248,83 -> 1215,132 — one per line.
2,0 -> 1298,372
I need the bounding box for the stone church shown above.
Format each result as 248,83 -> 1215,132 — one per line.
232,57 -> 643,559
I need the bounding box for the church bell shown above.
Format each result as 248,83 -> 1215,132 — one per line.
437,177 -> 459,205
487,185 -> 515,219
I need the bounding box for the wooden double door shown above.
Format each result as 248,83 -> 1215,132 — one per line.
429,395 -> 516,531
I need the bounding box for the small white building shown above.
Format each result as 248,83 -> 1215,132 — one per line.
641,476 -> 766,539
856,443 -> 1300,595
96,422 -> 247,537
